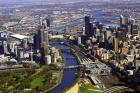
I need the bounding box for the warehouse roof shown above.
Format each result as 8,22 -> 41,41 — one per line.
11,34 -> 28,40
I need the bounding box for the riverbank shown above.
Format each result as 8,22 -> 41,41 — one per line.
45,49 -> 64,93
44,69 -> 63,93
65,83 -> 79,93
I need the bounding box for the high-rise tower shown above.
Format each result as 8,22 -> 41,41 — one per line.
120,15 -> 125,26
85,16 -> 93,37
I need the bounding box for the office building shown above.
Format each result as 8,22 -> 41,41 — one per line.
78,36 -> 81,45
45,55 -> 51,65
46,18 -> 50,27
51,53 -> 57,64
85,16 -> 93,37
44,30 -> 49,46
138,31 -> 140,40
116,30 -> 127,41
41,42 -> 49,56
35,26 -> 42,50
3,41 -> 8,54
128,25 -> 132,35
17,48 -> 25,61
128,16 -> 135,24
21,39 -> 28,48
113,37 -> 119,52
120,15 -> 126,26
132,24 -> 139,35
34,33 -> 40,51
95,28 -> 100,36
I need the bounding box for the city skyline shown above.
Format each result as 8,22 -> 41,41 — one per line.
0,0 -> 140,93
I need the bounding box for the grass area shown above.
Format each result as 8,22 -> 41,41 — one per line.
0,69 -> 35,92
31,76 -> 45,88
0,65 -> 63,93
79,83 -> 102,93
69,27 -> 82,32
45,70 -> 63,93
50,38 -> 63,42
81,84 -> 100,90
11,90 -> 31,93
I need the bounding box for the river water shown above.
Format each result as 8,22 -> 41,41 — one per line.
50,44 -> 78,93
51,11 -> 119,31
91,11 -> 119,27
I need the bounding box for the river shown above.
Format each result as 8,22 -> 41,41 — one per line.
91,11 -> 119,27
51,11 -> 119,31
50,44 -> 78,93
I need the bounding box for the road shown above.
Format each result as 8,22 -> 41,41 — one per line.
104,86 -> 129,93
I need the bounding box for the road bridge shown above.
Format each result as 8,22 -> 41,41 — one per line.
63,64 -> 84,69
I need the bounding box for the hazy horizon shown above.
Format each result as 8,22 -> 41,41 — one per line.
0,0 -> 121,4
0,0 -> 93,4
0,0 -> 139,5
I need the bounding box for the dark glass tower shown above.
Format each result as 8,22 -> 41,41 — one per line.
85,16 -> 90,36
46,18 -> 50,27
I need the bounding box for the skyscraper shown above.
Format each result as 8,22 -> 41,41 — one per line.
127,25 -> 132,35
35,17 -> 50,64
127,16 -> 137,35
128,16 -> 135,24
34,33 -> 40,51
46,18 -> 50,28
34,23 -> 49,54
3,41 -> 8,54
44,30 -> 49,46
42,29 -> 49,55
36,26 -> 42,50
113,37 -> 119,53
39,28 -> 49,54
120,15 -> 125,26
85,16 -> 93,37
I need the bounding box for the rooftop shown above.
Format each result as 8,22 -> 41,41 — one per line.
10,34 -> 28,40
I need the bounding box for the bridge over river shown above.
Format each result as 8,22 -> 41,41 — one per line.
63,64 -> 84,69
